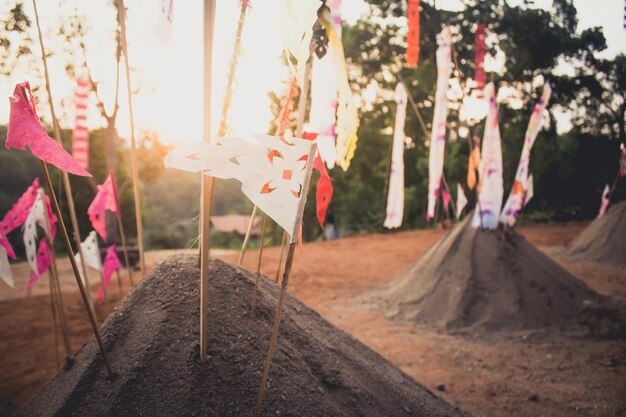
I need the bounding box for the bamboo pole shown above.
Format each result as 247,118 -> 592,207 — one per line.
117,0 -> 146,276
31,0 -> 95,314
199,0 -> 217,365
111,173 -> 134,286
254,242 -> 296,417
237,205 -> 257,265
40,160 -> 114,377
274,232 -> 287,284
48,270 -> 61,370
251,214 -> 268,315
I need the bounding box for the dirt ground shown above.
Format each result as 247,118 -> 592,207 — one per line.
1,223 -> 625,417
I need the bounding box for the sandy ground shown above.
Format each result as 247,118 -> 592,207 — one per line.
1,223 -> 625,417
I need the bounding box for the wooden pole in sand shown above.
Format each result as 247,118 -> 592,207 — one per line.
117,0 -> 146,277
47,270 -> 61,369
31,0 -> 95,314
237,205 -> 257,266
251,214 -> 268,315
110,173 -> 134,287
199,0 -> 217,365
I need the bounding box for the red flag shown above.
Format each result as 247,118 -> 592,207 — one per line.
26,239 -> 51,288
6,82 -> 91,177
406,0 -> 420,67
72,77 -> 90,169
442,189 -> 451,213
88,173 -> 119,242
98,244 -> 122,302
0,178 -> 40,236
475,23 -> 486,96
303,132 -> 334,228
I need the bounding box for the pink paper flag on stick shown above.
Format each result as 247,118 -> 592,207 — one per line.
26,239 -> 51,288
0,178 -> 40,236
98,244 -> 122,302
88,174 -> 119,242
6,82 -> 91,177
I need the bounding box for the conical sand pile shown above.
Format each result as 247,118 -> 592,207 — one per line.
564,201 -> 626,265
18,255 -> 471,417
369,216 -> 621,333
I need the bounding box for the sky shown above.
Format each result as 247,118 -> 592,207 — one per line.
0,0 -> 624,144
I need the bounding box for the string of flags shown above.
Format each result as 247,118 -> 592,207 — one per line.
71,77 -> 90,170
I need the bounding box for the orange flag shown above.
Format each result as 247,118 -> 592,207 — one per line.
407,0 -> 420,67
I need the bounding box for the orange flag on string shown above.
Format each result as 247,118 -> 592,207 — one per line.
407,0 -> 420,67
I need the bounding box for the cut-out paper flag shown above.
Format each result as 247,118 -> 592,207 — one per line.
72,77 -> 90,169
472,83 -> 503,229
280,0 -> 319,90
456,183 -> 468,220
23,189 -> 56,282
474,23 -> 486,96
165,134 -> 317,243
303,132 -> 333,228
467,135 -> 481,190
155,0 -> 174,46
500,83 -> 551,226
99,244 -> 122,302
75,230 -> 102,272
26,239 -> 51,289
88,174 -> 119,242
384,83 -> 408,229
597,184 -> 610,219
524,174 -> 534,206
6,82 -> 90,177
427,27 -> 452,220
0,178 -> 40,236
0,232 -> 14,288
406,0 -> 420,67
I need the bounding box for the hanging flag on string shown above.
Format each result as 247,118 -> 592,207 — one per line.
309,0 -> 342,169
280,0 -> 319,90
524,174 -> 534,206
6,82 -> 90,177
155,0 -> 174,45
26,239 -> 52,289
427,27 -> 452,220
406,0 -> 420,67
99,244 -> 122,302
474,23 -> 486,96
0,232 -> 14,288
472,82 -> 503,229
88,174 -> 120,242
302,132 -> 333,228
597,184 -> 610,219
467,134 -> 481,190
72,77 -> 90,169
384,83 -> 408,229
0,178 -> 40,237
165,134 -> 317,243
500,84 -> 551,226
456,183 -> 468,220
318,6 -> 359,171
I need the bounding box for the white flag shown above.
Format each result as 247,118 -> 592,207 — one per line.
165,135 -> 317,243
456,183 -> 468,220
23,189 -> 50,278
524,174 -> 534,206
280,0 -> 319,90
155,0 -> 174,46
384,83 -> 408,229
597,184 -> 610,219
75,230 -> 102,273
0,233 -> 13,288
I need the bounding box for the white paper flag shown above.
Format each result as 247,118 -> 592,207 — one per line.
384,83 -> 408,229
155,0 -> 174,46
472,83 -> 504,229
23,189 -> 50,278
597,184 -> 610,219
75,230 -> 102,273
165,135 -> 317,243
524,174 -> 534,206
0,234 -> 13,288
280,0 -> 319,90
456,183 -> 468,220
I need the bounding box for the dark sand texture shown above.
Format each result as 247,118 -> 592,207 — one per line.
369,216 -> 621,333
17,255 -> 471,417
564,201 -> 626,265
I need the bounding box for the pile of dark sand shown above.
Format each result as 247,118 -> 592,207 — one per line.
369,216 -> 623,334
18,255 -> 471,417
564,201 -> 626,265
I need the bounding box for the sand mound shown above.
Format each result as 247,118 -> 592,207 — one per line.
17,255 -> 470,417
369,216 -> 622,334
564,201 -> 626,265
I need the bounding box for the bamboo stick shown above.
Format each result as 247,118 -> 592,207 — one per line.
251,214 -> 268,315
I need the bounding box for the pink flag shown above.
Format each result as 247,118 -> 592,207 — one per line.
0,178 -> 40,236
6,82 -> 91,177
72,77 -> 90,169
88,174 -> 119,242
98,244 -> 122,302
442,189 -> 451,213
26,239 -> 51,288
619,145 -> 626,178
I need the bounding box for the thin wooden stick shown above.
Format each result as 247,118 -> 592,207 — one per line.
111,174 -> 134,286
117,0 -> 146,276
251,214 -> 268,315
47,270 -> 61,369
274,232 -> 287,284
40,161 -> 114,377
31,0 -> 95,314
199,0 -> 217,365
45,230 -> 72,358
255,242 -> 297,417
238,205 -> 258,266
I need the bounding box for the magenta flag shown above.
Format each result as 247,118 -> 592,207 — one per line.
88,174 -> 119,242
26,239 -> 51,288
6,82 -> 91,177
0,178 -> 40,236
98,244 -> 122,302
